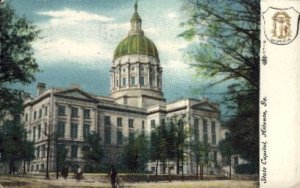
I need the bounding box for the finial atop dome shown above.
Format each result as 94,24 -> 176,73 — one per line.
134,1 -> 138,12
129,1 -> 143,35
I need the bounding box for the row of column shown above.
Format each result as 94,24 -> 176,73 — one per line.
190,116 -> 220,145
111,62 -> 162,91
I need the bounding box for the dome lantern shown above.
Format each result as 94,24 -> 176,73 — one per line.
129,1 -> 143,35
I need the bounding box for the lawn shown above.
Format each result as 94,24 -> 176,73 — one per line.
0,175 -> 259,188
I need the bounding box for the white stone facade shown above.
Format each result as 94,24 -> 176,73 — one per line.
22,85 -> 224,174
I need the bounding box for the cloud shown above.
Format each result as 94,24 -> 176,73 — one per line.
33,38 -> 112,63
33,9 -> 118,64
38,9 -> 114,24
166,11 -> 179,19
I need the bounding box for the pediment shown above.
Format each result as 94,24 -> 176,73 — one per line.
191,102 -> 219,112
55,88 -> 97,101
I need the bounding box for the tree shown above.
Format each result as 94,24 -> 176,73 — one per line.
0,120 -> 34,174
218,138 -> 235,179
120,133 -> 149,173
191,141 -> 210,180
149,124 -> 168,179
82,132 -> 104,172
0,3 -> 39,118
55,136 -> 68,179
173,118 -> 188,179
20,140 -> 35,174
180,0 -> 259,171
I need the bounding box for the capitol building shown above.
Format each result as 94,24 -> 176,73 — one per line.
22,4 -> 225,175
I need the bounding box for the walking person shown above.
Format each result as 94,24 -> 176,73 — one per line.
108,165 -> 117,188
76,167 -> 83,182
61,165 -> 69,179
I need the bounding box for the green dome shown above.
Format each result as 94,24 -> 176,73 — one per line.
113,34 -> 159,60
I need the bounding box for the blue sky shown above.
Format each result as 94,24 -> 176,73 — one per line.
9,0 -> 227,109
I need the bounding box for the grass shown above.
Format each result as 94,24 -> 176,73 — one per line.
0,174 -> 259,188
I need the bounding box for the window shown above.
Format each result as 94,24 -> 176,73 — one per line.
234,156 -> 239,166
33,127 -> 36,141
44,123 -> 48,135
131,67 -> 135,71
129,132 -> 135,142
83,124 -> 90,139
211,122 -> 216,145
36,146 -> 40,158
34,111 -> 37,120
37,124 -> 41,139
203,119 -> 208,143
71,123 -> 78,139
41,145 -> 46,158
141,66 -> 144,71
123,68 -> 126,72
105,128 -> 111,144
122,78 -> 126,86
203,119 -> 208,132
151,119 -> 155,128
71,107 -> 78,117
83,109 -> 90,119
194,118 -> 199,141
204,134 -> 208,144
140,76 -> 145,86
39,109 -> 42,118
117,118 -> 122,127
142,121 -> 145,134
116,80 -> 119,87
214,151 -> 218,163
58,106 -> 66,116
142,121 -> 145,130
161,119 -> 165,126
104,116 -> 111,126
25,113 -> 28,121
57,122 -> 65,138
131,77 -> 136,85
128,119 -> 134,128
212,134 -> 216,145
71,145 -> 78,158
117,130 -> 123,145
211,122 -> 216,133
44,106 -> 48,116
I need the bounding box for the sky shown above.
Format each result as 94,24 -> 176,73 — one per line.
8,0 -> 228,111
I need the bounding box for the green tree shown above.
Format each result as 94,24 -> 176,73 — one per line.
191,141 -> 210,180
218,137 -> 235,179
173,118 -> 188,178
0,3 -> 39,118
120,133 -> 149,173
0,120 -> 34,174
180,0 -> 259,171
82,132 -> 104,172
21,140 -> 35,174
149,124 -> 168,179
165,120 -> 177,180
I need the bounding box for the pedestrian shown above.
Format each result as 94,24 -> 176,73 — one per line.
61,165 -> 69,179
76,167 -> 83,182
108,165 -> 117,188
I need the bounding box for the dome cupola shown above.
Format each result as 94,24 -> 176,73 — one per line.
109,2 -> 165,108
113,2 -> 159,60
